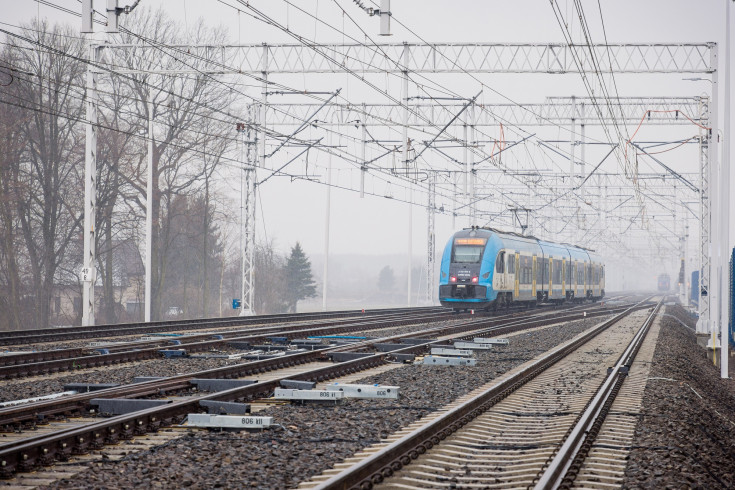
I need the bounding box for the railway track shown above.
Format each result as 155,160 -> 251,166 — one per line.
301,297 -> 660,489
0,301 -> 636,479
0,304 -> 612,427
0,306 -> 446,346
0,310 -> 459,379
0,299 -> 596,378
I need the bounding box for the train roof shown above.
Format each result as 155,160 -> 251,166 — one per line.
459,227 -> 597,253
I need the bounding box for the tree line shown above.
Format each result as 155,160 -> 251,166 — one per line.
0,10 -> 316,330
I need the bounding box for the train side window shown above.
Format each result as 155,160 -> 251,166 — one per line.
508,254 -> 515,274
538,262 -> 543,283
496,251 -> 505,273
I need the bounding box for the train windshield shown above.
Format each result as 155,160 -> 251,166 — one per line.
452,238 -> 487,263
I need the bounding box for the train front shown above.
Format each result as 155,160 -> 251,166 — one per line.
438,228 -> 498,310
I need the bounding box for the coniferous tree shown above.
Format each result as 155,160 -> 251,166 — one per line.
284,242 -> 316,312
377,265 -> 396,291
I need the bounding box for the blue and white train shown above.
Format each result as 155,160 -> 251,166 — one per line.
439,227 -> 605,311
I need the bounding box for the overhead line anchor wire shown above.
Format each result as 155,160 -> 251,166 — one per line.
265,88 -> 341,160
411,91 -> 482,164
258,138 -> 323,187
629,142 -> 699,194
576,144 -> 618,190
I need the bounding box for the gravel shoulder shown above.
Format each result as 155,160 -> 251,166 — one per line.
623,305 -> 735,489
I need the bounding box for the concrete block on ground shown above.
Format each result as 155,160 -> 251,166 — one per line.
199,400 -> 250,415
63,383 -> 120,393
228,341 -> 252,350
400,338 -> 435,345
91,398 -> 171,415
191,379 -> 257,392
187,413 -> 271,429
327,352 -> 373,362
280,379 -> 316,390
132,376 -> 168,383
374,343 -> 407,352
389,353 -> 416,362
416,355 -> 477,366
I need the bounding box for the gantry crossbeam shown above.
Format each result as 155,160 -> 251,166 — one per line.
102,43 -> 714,74
263,97 -> 704,127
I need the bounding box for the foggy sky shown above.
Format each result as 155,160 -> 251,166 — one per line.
1,0 -> 731,293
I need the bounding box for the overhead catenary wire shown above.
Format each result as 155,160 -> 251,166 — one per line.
233,0 -> 622,223
105,0 -> 647,226
5,1 -> 698,257
0,15 -> 441,201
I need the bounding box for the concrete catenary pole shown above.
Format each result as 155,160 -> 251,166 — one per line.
427,174 -> 436,304
710,43 -> 721,353
402,43 -> 412,307
322,131 -> 332,311
145,95 -> 153,322
82,41 -> 98,326
570,96 -> 576,244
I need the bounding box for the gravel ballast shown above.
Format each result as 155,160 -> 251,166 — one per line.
622,305 -> 735,488
46,316 -> 610,489
0,355 -> 249,403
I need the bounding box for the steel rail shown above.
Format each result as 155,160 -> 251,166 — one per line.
0,311 -> 455,380
0,306 -> 445,346
0,303 -> 632,430
310,299 -> 652,490
0,303 -> 636,476
0,297 -> 591,374
0,308 -> 532,427
0,310 -> 453,369
533,298 -> 664,489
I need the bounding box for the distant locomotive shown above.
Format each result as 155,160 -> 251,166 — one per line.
439,227 -> 605,311
657,273 -> 671,292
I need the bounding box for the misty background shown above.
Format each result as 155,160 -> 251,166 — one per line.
0,0 -> 730,327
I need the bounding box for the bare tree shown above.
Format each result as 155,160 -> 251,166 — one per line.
253,240 -> 288,314
2,20 -> 86,329
95,74 -> 145,324
0,48 -> 28,330
111,8 -> 236,319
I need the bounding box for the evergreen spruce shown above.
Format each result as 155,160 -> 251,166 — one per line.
377,265 -> 396,290
284,242 -> 317,312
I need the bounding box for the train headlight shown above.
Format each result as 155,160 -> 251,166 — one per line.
450,276 -> 457,283
471,277 -> 478,283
